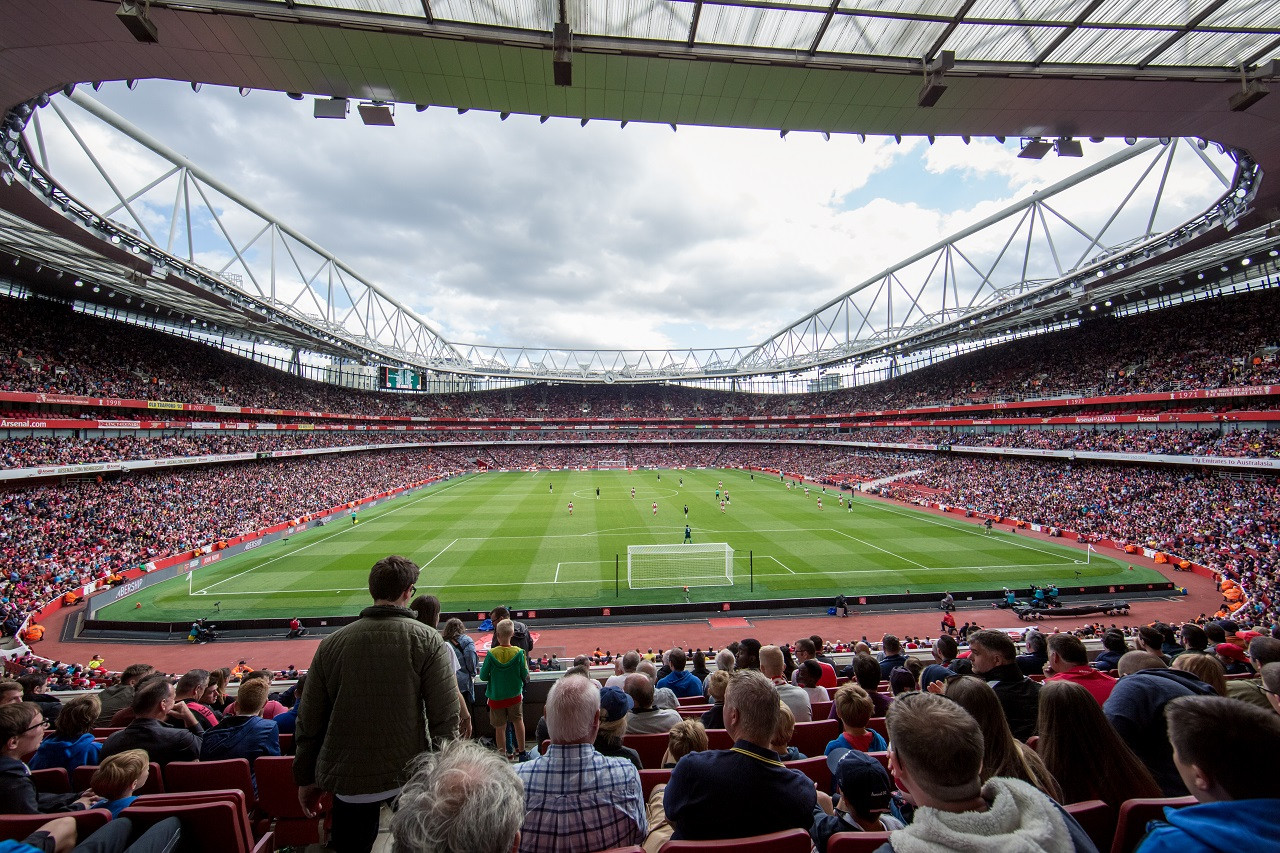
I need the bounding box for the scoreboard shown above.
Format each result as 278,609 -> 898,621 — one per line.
379,366 -> 421,390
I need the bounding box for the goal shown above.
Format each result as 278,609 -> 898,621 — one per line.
596,459 -> 628,469
627,543 -> 734,589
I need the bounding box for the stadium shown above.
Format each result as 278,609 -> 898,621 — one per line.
1,2 -> 1279,852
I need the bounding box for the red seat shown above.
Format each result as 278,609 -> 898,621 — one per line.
789,719 -> 839,758
706,730 -> 734,751
121,797 -> 272,853
811,700 -> 833,720
677,695 -> 707,706
639,768 -> 673,800
1110,796 -> 1197,853
867,717 -> 888,739
828,831 -> 893,852
0,809 -> 112,843
784,755 -> 831,793
91,728 -> 124,738
622,733 -> 673,770
277,733 -> 294,755
254,756 -> 332,849
866,751 -> 890,773
677,707 -> 712,718
165,759 -> 256,811
1064,799 -> 1115,853
1025,735 -> 1040,752
72,762 -> 164,795
29,767 -> 69,794
658,827 -> 813,851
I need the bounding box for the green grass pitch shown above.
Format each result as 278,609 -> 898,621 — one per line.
97,468 -> 1167,621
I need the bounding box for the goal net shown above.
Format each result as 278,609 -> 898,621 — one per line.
627,543 -> 734,589
596,459 -> 628,469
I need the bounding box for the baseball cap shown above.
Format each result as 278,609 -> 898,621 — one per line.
826,749 -> 893,818
1215,643 -> 1248,663
599,686 -> 633,723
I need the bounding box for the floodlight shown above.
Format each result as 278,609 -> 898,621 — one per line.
1229,79 -> 1269,112
358,103 -> 395,126
313,98 -> 349,119
553,22 -> 572,87
918,75 -> 947,107
1055,137 -> 1083,157
117,1 -> 158,43
1017,137 -> 1053,159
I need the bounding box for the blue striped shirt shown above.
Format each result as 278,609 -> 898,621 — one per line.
514,742 -> 646,853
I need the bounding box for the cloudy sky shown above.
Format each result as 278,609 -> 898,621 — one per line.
38,81 -> 1231,355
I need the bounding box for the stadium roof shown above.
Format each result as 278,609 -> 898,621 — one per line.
2,1 -> 1280,382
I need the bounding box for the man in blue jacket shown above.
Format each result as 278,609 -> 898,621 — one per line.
656,649 -> 703,699
200,678 -> 280,770
1135,695 -> 1280,853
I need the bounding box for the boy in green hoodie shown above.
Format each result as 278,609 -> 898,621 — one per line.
479,618 -> 531,761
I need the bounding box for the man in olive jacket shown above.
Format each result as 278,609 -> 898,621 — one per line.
294,555 -> 460,853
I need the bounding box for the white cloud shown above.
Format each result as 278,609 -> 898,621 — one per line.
29,82 -> 1236,357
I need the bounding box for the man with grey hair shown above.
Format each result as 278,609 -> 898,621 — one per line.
623,674 -> 680,734
706,649 -> 735,698
664,670 -> 816,841
391,739 -> 524,853
513,675 -> 645,853
603,651 -> 641,690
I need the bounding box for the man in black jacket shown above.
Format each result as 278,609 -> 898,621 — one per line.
0,703 -> 97,814
100,679 -> 203,766
967,629 -> 1041,741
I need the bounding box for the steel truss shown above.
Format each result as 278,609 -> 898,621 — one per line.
1,91 -> 1251,383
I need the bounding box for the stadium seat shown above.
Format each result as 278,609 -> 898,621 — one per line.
866,751 -> 890,773
640,768 -> 673,800
827,832 -> 893,852
72,762 -> 164,795
165,759 -> 257,811
91,728 -> 124,738
29,767 -> 69,794
811,700 -> 833,720
254,756 -> 332,849
121,798 -> 272,853
706,730 -> 734,750
658,827 -> 812,851
677,706 -> 712,718
788,719 -> 839,758
0,809 -> 112,843
623,733 -> 674,770
867,717 -> 888,739
1063,799 -> 1115,853
277,733 -> 294,755
678,695 -> 707,706
784,755 -> 831,793
1025,735 -> 1039,752
1110,796 -> 1197,853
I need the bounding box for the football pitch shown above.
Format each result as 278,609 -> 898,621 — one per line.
97,468 -> 1166,621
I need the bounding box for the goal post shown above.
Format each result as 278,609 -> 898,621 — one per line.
596,459 -> 628,469
627,543 -> 734,589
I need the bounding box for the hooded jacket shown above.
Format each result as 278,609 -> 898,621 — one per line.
479,644 -> 529,705
873,777 -> 1097,853
1103,668 -> 1216,796
28,733 -> 101,776
1135,799 -> 1280,853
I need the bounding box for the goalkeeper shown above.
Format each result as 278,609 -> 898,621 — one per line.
684,525 -> 692,543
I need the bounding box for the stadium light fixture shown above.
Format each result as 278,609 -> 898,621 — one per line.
1229,78 -> 1269,112
1055,137 -> 1083,157
358,102 -> 395,126
918,50 -> 954,108
313,98 -> 348,120
1017,137 -> 1053,159
117,1 -> 158,43
552,20 -> 573,87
